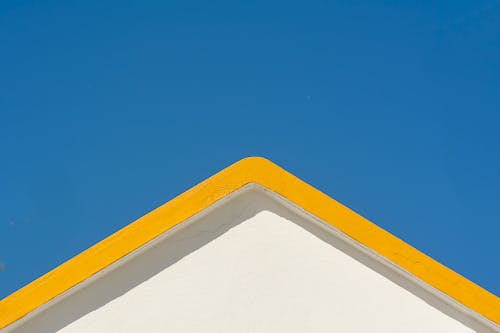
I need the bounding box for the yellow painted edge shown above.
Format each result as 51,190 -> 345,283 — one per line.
0,157 -> 498,329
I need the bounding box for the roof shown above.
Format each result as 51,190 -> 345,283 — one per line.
0,157 -> 498,329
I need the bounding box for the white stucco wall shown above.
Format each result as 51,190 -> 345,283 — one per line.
6,186 -> 497,332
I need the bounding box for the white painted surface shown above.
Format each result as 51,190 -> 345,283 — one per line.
7,187 -> 495,332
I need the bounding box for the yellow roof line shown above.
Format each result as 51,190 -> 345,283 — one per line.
0,157 -> 498,328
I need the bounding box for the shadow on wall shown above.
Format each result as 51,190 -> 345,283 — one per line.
10,186 -> 493,333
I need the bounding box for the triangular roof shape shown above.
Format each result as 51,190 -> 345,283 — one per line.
1,157 -> 498,331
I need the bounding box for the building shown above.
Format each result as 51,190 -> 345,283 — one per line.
1,157 -> 498,332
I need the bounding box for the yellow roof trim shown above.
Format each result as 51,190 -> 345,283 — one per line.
0,157 -> 498,328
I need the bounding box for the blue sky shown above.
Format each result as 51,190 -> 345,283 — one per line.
0,0 -> 499,298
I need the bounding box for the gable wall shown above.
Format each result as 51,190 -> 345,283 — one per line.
5,187 -> 494,332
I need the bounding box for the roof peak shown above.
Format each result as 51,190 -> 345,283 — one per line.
1,157 -> 498,330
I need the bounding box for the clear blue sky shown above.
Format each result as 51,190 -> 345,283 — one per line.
1,1 -> 499,299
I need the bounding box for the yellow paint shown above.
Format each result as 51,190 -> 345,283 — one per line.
0,157 -> 498,329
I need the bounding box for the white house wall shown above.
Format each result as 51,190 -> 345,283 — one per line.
6,187 -> 495,332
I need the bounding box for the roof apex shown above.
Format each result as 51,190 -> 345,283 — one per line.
1,156 -> 498,329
